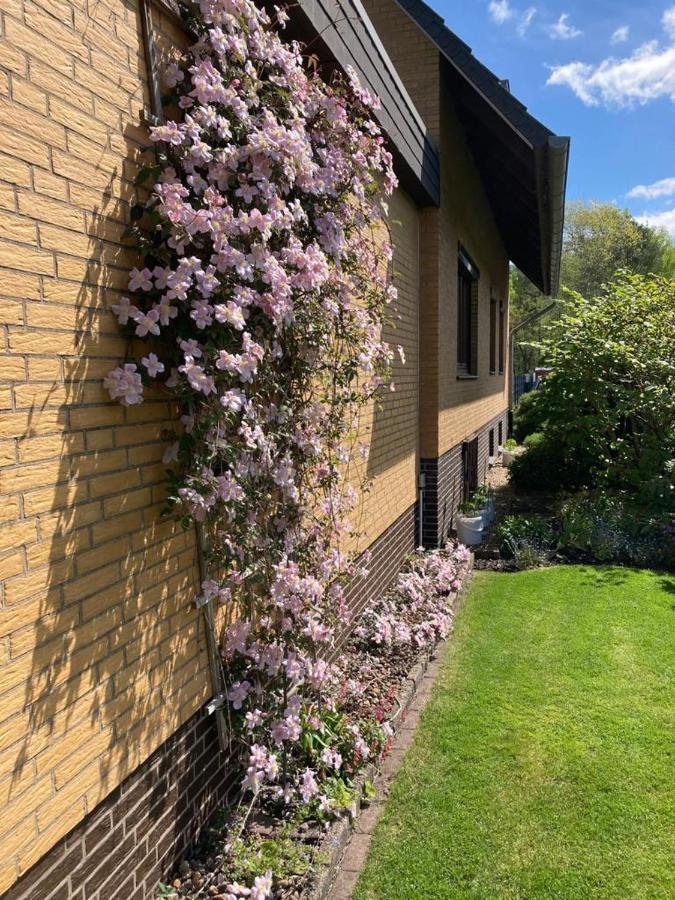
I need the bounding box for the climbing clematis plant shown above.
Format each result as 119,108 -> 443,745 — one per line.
105,0 -> 399,857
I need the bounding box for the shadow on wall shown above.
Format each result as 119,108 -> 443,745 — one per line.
7,103 -> 205,880
366,215 -> 419,483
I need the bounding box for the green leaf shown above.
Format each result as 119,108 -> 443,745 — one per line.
134,163 -> 161,187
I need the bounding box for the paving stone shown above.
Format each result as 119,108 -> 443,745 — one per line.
340,833 -> 373,873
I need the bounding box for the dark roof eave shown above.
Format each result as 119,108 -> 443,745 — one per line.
393,0 -> 570,295
544,136 -> 570,297
293,0 -> 441,206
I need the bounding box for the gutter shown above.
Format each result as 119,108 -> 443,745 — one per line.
545,136 -> 570,298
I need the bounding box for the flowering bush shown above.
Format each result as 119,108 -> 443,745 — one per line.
105,0 -> 409,891
354,544 -> 470,651
103,0 -> 476,893
159,543 -> 471,897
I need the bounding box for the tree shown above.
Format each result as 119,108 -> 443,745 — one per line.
510,202 -> 674,375
561,201 -> 674,299
509,268 -> 558,374
510,271 -> 675,504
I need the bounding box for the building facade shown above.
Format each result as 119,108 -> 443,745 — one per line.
0,0 -> 567,896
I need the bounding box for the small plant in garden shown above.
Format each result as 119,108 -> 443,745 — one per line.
557,491 -> 672,567
458,499 -> 481,516
503,438 -> 517,451
472,484 -> 490,509
495,515 -> 556,569
458,486 -> 491,518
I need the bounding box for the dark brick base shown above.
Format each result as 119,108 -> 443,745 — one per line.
2,712 -> 235,900
343,504 -> 417,626
421,410 -> 508,547
3,502 -> 417,900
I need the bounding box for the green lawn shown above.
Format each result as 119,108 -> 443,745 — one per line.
354,566 -> 675,900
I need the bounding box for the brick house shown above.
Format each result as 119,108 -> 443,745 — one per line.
0,0 -> 568,896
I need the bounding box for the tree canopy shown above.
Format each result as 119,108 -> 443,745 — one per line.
510,271 -> 675,505
510,202 -> 675,375
561,201 -> 675,299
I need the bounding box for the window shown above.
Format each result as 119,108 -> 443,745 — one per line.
489,295 -> 497,374
457,247 -> 479,376
489,428 -> 495,457
498,299 -> 506,374
462,437 -> 478,501
498,421 -> 503,446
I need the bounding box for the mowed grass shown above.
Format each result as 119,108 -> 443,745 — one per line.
354,566 -> 675,900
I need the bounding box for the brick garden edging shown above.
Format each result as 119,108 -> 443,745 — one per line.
306,557 -> 474,900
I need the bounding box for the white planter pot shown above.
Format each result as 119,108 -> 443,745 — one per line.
457,515 -> 484,546
501,449 -> 516,466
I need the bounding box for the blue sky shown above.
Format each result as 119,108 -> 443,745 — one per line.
426,0 -> 675,238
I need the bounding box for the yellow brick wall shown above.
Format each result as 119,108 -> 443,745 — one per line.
0,1 -> 422,892
435,77 -> 510,457
362,0 -> 510,460
362,0 -> 440,143
352,188 -> 420,550
0,1 -> 210,893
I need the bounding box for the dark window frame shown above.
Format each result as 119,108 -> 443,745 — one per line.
457,246 -> 479,378
462,437 -> 479,501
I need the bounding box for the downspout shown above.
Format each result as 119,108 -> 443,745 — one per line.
139,0 -> 163,125
195,526 -> 230,756
509,300 -> 557,409
138,0 -> 230,754
418,472 -> 425,549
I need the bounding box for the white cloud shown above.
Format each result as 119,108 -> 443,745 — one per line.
517,7 -> 537,37
547,11 -> 675,108
628,177 -> 675,199
664,6 -> 675,39
489,0 -> 513,25
637,207 -> 675,238
547,13 -> 583,40
611,25 -> 630,45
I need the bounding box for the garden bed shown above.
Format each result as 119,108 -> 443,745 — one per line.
157,546 -> 473,899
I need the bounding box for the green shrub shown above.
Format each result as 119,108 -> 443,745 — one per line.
523,431 -> 545,449
508,434 -> 591,493
495,515 -> 556,569
513,390 -> 549,443
512,272 -> 675,498
557,491 -> 674,567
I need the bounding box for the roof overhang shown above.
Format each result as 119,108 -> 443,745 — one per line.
284,0 -> 441,206
394,0 -> 570,295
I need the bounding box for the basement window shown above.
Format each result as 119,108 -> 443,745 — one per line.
457,246 -> 479,377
